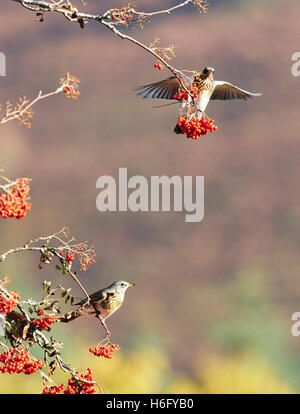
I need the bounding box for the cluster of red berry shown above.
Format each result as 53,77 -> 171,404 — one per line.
0,291 -> 20,315
60,73 -> 80,99
37,309 -> 46,316
154,57 -> 168,71
32,316 -> 57,332
154,63 -> 163,71
173,83 -> 199,101
81,258 -> 96,270
66,251 -> 75,263
64,368 -> 95,394
177,116 -> 218,139
63,86 -> 78,98
0,178 -> 31,220
59,248 -> 96,270
79,249 -> 96,270
0,347 -> 44,375
42,370 -> 95,394
42,383 -> 65,394
111,7 -> 133,24
89,343 -> 120,359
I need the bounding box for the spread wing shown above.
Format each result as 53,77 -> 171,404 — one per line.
75,289 -> 107,306
135,77 -> 183,100
211,81 -> 262,101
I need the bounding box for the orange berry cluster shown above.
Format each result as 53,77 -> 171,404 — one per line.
79,248 -> 96,270
32,316 -> 56,332
59,247 -> 96,270
0,291 -> 20,315
64,368 -> 95,394
0,179 -> 31,220
0,347 -> 44,375
177,116 -> 218,139
60,73 -> 80,99
111,8 -> 133,24
42,383 -> 65,394
173,83 -> 199,101
63,86 -> 77,98
89,343 -> 120,359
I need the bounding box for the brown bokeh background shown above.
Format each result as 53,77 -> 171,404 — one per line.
1,0 -> 300,393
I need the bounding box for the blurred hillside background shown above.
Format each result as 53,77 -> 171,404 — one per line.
0,0 -> 300,393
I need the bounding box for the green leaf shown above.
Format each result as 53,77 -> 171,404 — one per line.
4,321 -> 12,332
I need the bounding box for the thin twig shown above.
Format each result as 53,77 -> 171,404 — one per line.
11,0 -> 207,103
0,230 -> 91,302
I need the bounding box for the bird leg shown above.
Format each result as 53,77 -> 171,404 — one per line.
87,299 -> 110,338
196,110 -> 203,120
96,314 -> 111,339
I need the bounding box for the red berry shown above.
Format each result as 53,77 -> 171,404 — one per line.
89,343 -> 120,359
176,116 -> 218,140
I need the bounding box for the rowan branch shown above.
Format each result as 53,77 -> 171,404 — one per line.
0,280 -> 102,393
0,228 -> 112,337
0,73 -> 80,127
11,0 -> 208,101
0,228 -> 95,301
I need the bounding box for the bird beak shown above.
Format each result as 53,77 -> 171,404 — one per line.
128,282 -> 135,287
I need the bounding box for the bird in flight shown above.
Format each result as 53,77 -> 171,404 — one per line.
136,66 -> 261,134
58,280 -> 135,337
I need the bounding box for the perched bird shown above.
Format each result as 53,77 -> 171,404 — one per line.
58,281 -> 135,336
136,66 -> 261,134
